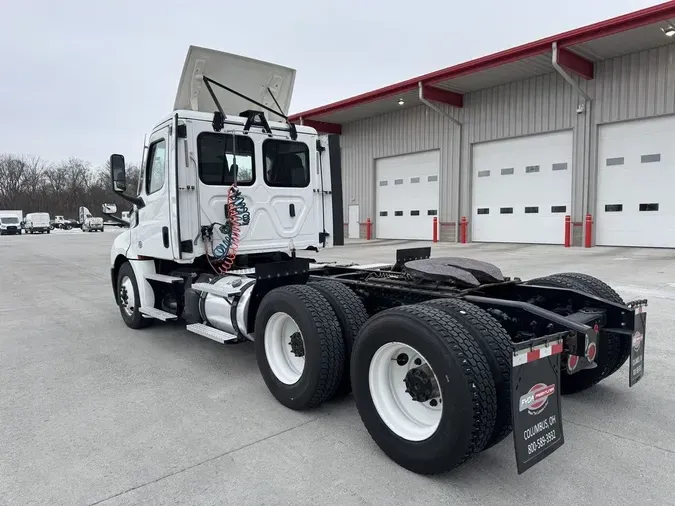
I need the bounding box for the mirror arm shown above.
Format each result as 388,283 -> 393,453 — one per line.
116,192 -> 145,209
101,211 -> 130,225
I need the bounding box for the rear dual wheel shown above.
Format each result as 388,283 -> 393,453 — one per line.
255,281 -> 369,410
351,304 -> 498,475
255,285 -> 346,410
526,272 -> 628,394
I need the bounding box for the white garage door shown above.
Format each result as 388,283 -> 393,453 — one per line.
375,151 -> 440,240
471,131 -> 573,244
596,116 -> 675,248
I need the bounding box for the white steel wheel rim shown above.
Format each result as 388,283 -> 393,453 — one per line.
369,342 -> 443,441
264,312 -> 305,385
119,275 -> 136,317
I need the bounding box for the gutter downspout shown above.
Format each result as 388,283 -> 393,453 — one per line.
418,82 -> 463,243
551,42 -> 592,244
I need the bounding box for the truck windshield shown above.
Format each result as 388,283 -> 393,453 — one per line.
1,217 -> 19,224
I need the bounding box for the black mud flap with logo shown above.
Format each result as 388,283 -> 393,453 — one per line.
629,302 -> 647,387
511,335 -> 565,475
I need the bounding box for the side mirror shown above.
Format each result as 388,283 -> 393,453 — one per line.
102,203 -> 117,214
110,154 -> 127,193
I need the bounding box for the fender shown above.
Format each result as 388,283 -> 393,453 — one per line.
110,229 -> 156,309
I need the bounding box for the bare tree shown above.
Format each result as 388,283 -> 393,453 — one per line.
0,153 -> 141,218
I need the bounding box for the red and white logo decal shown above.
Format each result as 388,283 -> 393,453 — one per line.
519,383 -> 556,414
632,331 -> 644,351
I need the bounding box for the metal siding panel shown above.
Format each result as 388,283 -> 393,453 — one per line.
340,105 -> 457,227
595,44 -> 675,124
666,45 -> 675,113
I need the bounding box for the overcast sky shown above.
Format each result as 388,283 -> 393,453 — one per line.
0,0 -> 662,168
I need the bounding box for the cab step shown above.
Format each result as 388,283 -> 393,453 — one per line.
186,323 -> 238,343
146,273 -> 183,283
191,282 -> 241,297
140,307 -> 178,321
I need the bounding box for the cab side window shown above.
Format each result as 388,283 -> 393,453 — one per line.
146,139 -> 167,195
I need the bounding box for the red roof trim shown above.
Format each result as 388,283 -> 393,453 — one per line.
289,1 -> 675,121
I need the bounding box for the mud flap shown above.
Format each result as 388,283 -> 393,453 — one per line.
629,304 -> 647,387
511,336 -> 565,474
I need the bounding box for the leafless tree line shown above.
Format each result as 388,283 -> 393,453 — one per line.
0,154 -> 140,218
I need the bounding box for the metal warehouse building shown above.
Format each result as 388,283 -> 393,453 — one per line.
290,2 -> 675,248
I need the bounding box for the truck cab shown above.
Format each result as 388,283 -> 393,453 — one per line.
109,46 -> 339,269
79,207 -> 105,232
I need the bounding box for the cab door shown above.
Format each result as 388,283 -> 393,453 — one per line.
132,123 -> 174,260
257,136 -> 317,250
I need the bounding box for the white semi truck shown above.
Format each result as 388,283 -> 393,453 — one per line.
106,46 -> 648,476
79,206 -> 104,232
0,210 -> 23,235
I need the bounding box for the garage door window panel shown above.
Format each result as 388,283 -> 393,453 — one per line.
641,154 -> 661,163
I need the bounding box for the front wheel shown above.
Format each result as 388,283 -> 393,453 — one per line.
351,304 -> 497,475
116,262 -> 153,329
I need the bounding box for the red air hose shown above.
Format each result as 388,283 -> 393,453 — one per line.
217,185 -> 249,273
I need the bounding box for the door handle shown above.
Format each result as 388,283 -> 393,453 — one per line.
162,226 -> 169,248
289,203 -> 296,218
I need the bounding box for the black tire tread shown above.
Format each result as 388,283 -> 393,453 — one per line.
117,262 -> 153,330
527,274 -> 615,393
423,298 -> 513,449
355,304 -> 497,472
264,285 -> 345,408
308,280 -> 369,395
553,272 -> 630,377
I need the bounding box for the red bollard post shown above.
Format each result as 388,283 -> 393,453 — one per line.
432,216 -> 438,243
460,216 -> 468,244
564,215 -> 571,247
365,218 -> 372,240
584,214 -> 592,248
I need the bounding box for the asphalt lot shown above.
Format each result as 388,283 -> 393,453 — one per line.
2,229 -> 674,505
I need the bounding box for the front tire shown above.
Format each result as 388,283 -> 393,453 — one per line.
351,304 -> 497,475
254,285 -> 345,410
117,262 -> 153,329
